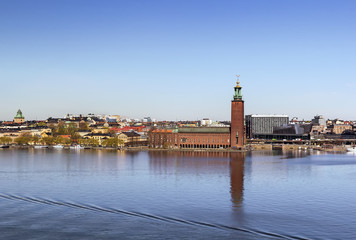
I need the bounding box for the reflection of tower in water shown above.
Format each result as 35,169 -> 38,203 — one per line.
230,152 -> 245,209
147,151 -> 245,209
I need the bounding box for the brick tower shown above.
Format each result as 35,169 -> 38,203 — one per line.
230,76 -> 244,149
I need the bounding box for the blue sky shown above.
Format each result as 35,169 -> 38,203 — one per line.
0,0 -> 355,121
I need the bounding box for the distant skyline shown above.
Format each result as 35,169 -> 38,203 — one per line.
1,0 -> 355,121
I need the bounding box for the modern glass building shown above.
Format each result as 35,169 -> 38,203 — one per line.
245,114 -> 289,139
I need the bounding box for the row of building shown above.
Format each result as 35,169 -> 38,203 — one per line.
0,110 -> 148,146
2,78 -> 356,148
1,78 -> 246,149
245,114 -> 356,141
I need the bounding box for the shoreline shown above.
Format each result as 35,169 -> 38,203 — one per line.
1,145 -> 247,152
0,144 -> 350,153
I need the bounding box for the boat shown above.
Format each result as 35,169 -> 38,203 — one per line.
53,145 -> 64,149
347,146 -> 356,153
0,145 -> 10,148
69,145 -> 84,150
34,145 -> 48,149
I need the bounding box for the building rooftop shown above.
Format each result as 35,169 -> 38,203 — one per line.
14,109 -> 24,119
247,114 -> 289,118
178,127 -> 230,133
121,131 -> 141,137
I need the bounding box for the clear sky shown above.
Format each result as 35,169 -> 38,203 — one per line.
0,0 -> 355,121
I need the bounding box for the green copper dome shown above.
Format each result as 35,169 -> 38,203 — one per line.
233,75 -> 243,100
14,109 -> 24,119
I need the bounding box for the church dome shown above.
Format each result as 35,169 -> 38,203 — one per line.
14,109 -> 24,119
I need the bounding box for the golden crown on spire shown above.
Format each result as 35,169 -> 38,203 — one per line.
235,74 -> 241,88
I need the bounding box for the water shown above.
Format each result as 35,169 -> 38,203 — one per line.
0,149 -> 355,239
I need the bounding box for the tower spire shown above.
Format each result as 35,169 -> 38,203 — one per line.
233,74 -> 242,100
235,74 -> 241,88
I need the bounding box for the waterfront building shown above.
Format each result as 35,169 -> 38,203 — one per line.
308,115 -> 327,137
245,114 -> 289,139
150,127 -> 231,149
272,124 -> 311,140
118,131 -> 147,146
13,109 -> 25,124
0,129 -> 21,140
148,77 -> 245,149
83,132 -> 112,145
328,124 -> 353,135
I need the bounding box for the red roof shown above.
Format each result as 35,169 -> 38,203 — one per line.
58,135 -> 71,139
110,126 -> 145,132
152,129 -> 174,133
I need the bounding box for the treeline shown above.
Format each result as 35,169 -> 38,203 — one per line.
1,135 -> 124,147
8,134 -> 73,146
1,123 -> 125,147
79,137 -> 124,147
49,122 -> 82,141
0,137 -> 12,145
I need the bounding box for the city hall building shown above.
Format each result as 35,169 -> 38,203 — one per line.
148,79 -> 245,149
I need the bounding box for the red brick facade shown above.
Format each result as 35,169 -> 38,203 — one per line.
149,130 -> 177,148
230,100 -> 245,149
176,132 -> 230,149
148,130 -> 231,149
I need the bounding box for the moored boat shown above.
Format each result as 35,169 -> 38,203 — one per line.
34,145 -> 48,149
69,145 -> 84,150
347,146 -> 356,153
53,145 -> 64,149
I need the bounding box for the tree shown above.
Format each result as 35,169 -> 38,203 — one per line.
70,132 -> 81,144
52,122 -> 79,137
66,123 -> 78,135
0,137 -> 12,145
37,122 -> 47,127
14,133 -> 32,145
32,135 -> 40,145
102,137 -> 122,148
79,121 -> 89,130
79,139 -> 89,147
48,123 -> 56,131
55,136 -> 65,144
118,138 -> 124,146
41,136 -> 55,145
89,138 -> 99,147
63,138 -> 72,145
108,129 -> 116,135
79,138 -> 99,147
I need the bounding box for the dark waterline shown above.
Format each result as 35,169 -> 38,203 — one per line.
0,149 -> 355,239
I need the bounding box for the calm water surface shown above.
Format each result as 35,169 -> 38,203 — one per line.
0,149 -> 355,239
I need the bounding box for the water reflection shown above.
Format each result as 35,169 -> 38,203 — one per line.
1,149 -> 356,239
148,151 -> 246,211
148,151 -> 231,175
230,152 -> 245,209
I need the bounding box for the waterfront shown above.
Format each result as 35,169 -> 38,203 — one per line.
0,149 -> 355,239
